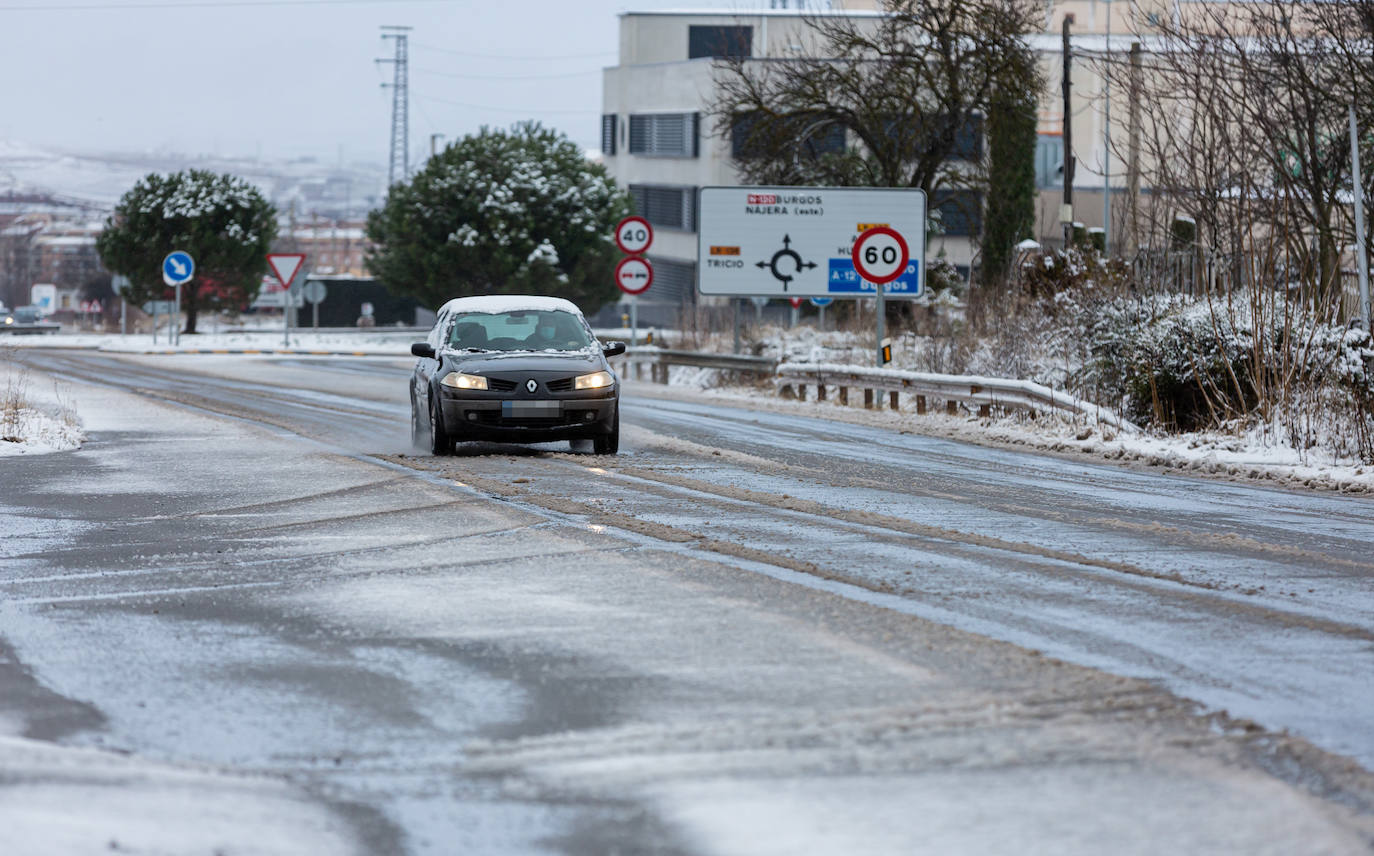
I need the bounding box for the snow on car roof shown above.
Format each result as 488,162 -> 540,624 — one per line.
436,295 -> 584,317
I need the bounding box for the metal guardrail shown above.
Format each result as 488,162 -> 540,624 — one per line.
775,363 -> 1140,433
613,347 -> 778,383
612,347 -> 1139,434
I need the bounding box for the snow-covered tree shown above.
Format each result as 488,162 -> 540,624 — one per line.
365,122 -> 631,312
96,170 -> 277,334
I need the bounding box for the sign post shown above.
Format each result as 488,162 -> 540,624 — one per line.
613,217 -> 654,346
112,275 -> 130,336
267,254 -> 306,348
302,279 -> 328,328
811,296 -> 832,332
851,227 -> 910,366
161,251 -> 194,346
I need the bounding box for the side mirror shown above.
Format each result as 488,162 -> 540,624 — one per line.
602,341 -> 627,358
411,342 -> 436,358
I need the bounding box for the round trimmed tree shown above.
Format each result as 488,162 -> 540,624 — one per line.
96,170 -> 277,333
366,122 -> 631,312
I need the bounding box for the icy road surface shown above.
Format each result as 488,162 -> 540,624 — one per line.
2,349 -> 1373,855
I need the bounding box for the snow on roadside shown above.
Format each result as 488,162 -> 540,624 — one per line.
639,375 -> 1374,495
0,329 -> 418,356
0,354 -> 84,457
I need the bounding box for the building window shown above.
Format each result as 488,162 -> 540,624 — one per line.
1035,134 -> 1064,189
628,184 -> 698,232
951,115 -> 983,162
730,113 -> 846,160
688,25 -> 752,60
644,256 -> 697,304
933,190 -> 983,237
601,114 -> 617,156
628,113 -> 699,158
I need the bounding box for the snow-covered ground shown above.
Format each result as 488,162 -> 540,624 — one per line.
0,328 -> 419,356
0,353 -> 83,456
655,323 -> 1374,495
10,324 -> 1374,492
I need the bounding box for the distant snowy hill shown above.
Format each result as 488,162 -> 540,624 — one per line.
0,139 -> 387,218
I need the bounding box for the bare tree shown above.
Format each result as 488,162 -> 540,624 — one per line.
1103,0 -> 1373,310
709,0 -> 1042,196
1090,0 -> 1374,441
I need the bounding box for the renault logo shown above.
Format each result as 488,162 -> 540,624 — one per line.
525,379 -> 538,393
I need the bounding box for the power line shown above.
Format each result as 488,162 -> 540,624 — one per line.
414,66 -> 602,82
412,41 -> 615,61
415,94 -> 594,116
0,0 -> 460,10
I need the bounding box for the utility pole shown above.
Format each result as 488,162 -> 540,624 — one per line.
1351,104 -> 1371,329
430,133 -> 445,157
1061,17 -> 1076,249
1127,42 -> 1142,257
1102,0 -> 1112,256
377,26 -> 412,187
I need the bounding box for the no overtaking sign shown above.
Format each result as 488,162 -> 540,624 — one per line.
696,186 -> 926,298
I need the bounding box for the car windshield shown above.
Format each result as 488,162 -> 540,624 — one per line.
13,308 -> 39,323
446,309 -> 592,353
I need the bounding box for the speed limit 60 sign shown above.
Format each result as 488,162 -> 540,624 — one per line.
852,226 -> 910,285
615,216 -> 653,255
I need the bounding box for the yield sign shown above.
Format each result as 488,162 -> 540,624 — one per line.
267,253 -> 306,289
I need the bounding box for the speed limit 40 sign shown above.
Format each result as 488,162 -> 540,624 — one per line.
615,216 -> 653,256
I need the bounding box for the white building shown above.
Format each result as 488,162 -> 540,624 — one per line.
599,2 -> 1167,322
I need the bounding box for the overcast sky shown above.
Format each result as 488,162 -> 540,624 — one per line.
0,0 -> 751,166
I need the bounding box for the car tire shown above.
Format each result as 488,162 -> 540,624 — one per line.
429,394 -> 452,456
592,404 -> 619,455
410,392 -> 424,449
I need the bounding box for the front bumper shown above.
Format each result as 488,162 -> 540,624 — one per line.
439,389 -> 617,442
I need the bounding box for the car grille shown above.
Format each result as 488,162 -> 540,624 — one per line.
545,377 -> 575,392
470,412 -> 584,427
486,377 -> 518,392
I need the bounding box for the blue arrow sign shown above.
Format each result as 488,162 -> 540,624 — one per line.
826,258 -> 921,296
810,297 -> 834,307
162,251 -> 195,286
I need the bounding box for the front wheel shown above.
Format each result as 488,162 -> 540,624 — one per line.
592,404 -> 619,455
429,394 -> 452,456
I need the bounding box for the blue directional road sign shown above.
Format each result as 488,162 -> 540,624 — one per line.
810,297 -> 834,308
826,258 -> 921,296
162,251 -> 195,287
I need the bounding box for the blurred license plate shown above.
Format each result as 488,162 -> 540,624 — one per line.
503,400 -> 560,417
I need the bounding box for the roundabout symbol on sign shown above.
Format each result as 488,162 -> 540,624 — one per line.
754,234 -> 816,291
615,256 -> 653,295
851,226 -> 909,285
614,216 -> 653,256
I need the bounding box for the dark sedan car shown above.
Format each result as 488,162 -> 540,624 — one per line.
410,296 -> 626,455
1,306 -> 60,335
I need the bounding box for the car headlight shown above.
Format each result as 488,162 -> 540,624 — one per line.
440,372 -> 488,390
574,370 -> 615,390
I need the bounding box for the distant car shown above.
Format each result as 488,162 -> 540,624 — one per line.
0,306 -> 59,335
409,295 -> 626,455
